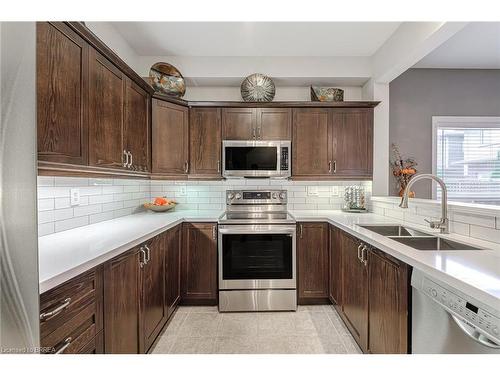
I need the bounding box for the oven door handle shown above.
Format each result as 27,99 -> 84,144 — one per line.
218,226 -> 296,235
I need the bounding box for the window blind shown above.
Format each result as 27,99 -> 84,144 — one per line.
436,124 -> 500,205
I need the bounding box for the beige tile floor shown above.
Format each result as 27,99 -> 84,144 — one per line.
151,305 -> 362,354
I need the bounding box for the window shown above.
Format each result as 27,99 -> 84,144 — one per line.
432,117 -> 500,206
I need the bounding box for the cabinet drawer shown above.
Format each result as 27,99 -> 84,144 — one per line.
40,267 -> 103,342
79,331 -> 104,354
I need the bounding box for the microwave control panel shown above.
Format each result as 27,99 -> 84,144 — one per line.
280,147 -> 289,171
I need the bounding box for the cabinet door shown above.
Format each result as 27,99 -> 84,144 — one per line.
190,108 -> 222,177
292,108 -> 332,177
368,248 -> 409,354
103,248 -> 142,354
331,109 -> 373,177
37,22 -> 89,165
181,223 -> 218,304
124,78 -> 150,172
165,225 -> 181,318
297,222 -> 329,303
88,48 -> 125,169
222,108 -> 256,140
152,99 -> 189,175
142,234 -> 167,352
340,232 -> 368,352
329,225 -> 342,305
257,108 -> 291,140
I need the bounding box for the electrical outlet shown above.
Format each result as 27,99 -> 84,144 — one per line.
307,186 -> 319,196
331,186 -> 339,196
70,188 -> 80,206
178,186 -> 187,196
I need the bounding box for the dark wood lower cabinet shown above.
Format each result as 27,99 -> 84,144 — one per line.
181,222 -> 218,305
332,227 -> 411,354
328,225 -> 342,305
166,225 -> 182,318
368,248 -> 410,354
339,231 -> 369,352
297,222 -> 329,304
142,234 -> 167,352
103,248 -> 142,354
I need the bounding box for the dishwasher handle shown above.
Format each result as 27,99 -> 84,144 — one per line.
451,315 -> 500,349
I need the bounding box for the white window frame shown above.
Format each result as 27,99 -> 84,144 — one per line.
432,116 -> 500,200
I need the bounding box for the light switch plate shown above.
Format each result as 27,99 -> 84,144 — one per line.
307,186 -> 319,196
178,186 -> 187,196
70,188 -> 80,206
331,186 -> 340,196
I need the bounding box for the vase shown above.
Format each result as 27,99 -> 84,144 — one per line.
399,188 -> 415,198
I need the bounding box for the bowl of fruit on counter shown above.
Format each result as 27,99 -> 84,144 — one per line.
144,197 -> 177,212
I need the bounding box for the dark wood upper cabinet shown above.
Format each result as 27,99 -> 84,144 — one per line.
222,108 -> 257,140
152,99 -> 189,175
189,108 -> 222,177
103,248 -> 142,354
329,225 -> 342,306
340,231 -> 368,352
297,222 -> 329,303
165,225 -> 181,319
141,234 -> 167,352
181,223 -> 218,305
331,109 -> 373,177
257,108 -> 292,140
37,22 -> 89,165
88,48 -> 125,169
124,78 -> 150,172
292,108 -> 332,177
368,248 -> 409,354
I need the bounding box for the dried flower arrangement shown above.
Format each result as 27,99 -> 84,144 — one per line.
390,143 -> 418,197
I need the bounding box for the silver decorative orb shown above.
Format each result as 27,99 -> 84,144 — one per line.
240,73 -> 275,102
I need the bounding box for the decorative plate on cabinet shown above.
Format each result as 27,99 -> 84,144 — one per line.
240,73 -> 276,102
149,62 -> 186,98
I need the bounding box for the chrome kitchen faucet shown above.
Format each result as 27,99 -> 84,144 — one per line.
399,174 -> 449,234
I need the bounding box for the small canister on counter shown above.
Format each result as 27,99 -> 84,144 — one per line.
342,186 -> 367,213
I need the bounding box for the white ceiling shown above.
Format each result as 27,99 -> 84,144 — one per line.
414,22 -> 500,69
111,22 -> 401,57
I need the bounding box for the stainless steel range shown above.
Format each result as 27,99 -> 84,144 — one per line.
218,189 -> 297,312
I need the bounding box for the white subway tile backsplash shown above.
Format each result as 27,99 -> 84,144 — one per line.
38,199 -> 55,211
38,222 -> 55,236
469,224 -> 500,243
38,177 -> 371,236
74,204 -> 102,217
55,216 -> 89,232
450,212 -> 495,229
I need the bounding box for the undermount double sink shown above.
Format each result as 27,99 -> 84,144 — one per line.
358,225 -> 483,251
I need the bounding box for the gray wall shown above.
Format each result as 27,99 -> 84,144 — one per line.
389,68 -> 500,198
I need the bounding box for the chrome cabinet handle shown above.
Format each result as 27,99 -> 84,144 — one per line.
144,244 -> 151,264
451,315 -> 500,349
139,247 -> 147,268
123,150 -> 129,168
357,244 -> 363,262
184,161 -> 189,174
333,160 -> 337,174
212,225 -> 217,240
299,224 -> 303,239
328,161 -> 332,173
128,151 -> 133,168
217,160 -> 221,173
361,245 -> 368,266
40,298 -> 71,322
55,337 -> 72,354
252,127 -> 256,139
257,127 -> 262,139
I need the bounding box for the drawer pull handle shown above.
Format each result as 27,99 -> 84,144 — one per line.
40,298 -> 71,322
55,337 -> 72,354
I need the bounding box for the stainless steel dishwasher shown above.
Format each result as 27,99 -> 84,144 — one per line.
411,269 -> 500,354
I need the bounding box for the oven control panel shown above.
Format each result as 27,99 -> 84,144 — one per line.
422,276 -> 500,341
226,190 -> 287,205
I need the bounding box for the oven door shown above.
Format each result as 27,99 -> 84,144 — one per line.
222,140 -> 289,178
218,224 -> 296,290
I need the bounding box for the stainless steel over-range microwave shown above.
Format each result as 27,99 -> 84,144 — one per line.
222,140 -> 291,178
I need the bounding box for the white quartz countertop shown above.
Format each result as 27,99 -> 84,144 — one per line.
291,210 -> 500,310
39,209 -> 500,310
38,210 -> 223,293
